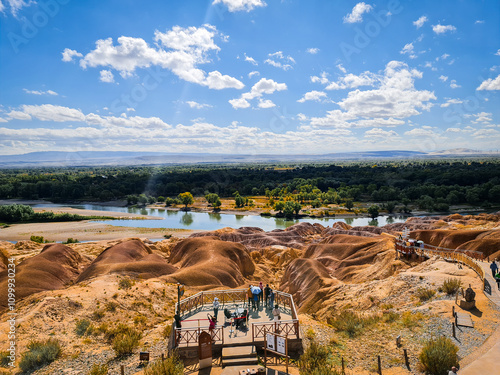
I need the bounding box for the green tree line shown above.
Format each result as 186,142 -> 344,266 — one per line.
0,161 -> 499,210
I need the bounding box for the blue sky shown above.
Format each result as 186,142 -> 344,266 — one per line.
0,0 -> 499,155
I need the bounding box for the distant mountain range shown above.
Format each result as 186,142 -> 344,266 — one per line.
0,149 -> 497,168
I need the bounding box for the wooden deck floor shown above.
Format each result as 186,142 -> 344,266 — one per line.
180,300 -> 293,346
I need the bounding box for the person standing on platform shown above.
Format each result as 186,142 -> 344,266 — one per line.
491,259 -> 498,278
264,284 -> 271,308
213,297 -> 220,318
247,285 -> 253,308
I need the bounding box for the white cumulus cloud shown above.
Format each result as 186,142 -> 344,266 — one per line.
23,89 -> 58,96
306,48 -> 319,54
99,70 -> 115,83
186,101 -> 213,109
229,78 -> 287,109
343,2 -> 372,23
432,24 -> 456,34
413,16 -> 428,29
450,80 -> 461,89
244,53 -> 258,65
297,91 -> 327,103
477,74 -> 500,90
212,0 -> 266,12
64,25 -> 244,90
309,61 -> 436,129
258,99 -> 276,108
248,71 -> 260,79
264,51 -> 295,71
62,48 -> 83,62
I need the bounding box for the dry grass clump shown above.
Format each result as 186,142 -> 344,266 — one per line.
440,278 -> 462,295
75,319 -> 94,336
0,352 -> 9,367
416,287 -> 436,302
19,338 -> 61,373
144,352 -> 183,375
401,311 -> 424,329
107,324 -> 142,357
118,277 -> 134,289
327,310 -> 380,338
298,340 -> 342,375
419,336 -> 458,375
88,363 -> 108,375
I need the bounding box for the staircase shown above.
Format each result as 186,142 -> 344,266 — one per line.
222,344 -> 258,367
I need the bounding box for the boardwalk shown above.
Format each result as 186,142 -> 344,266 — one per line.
460,260 -> 500,375
396,239 -> 500,375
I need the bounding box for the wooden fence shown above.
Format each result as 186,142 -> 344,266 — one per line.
252,319 -> 300,341
395,240 -> 485,281
174,325 -> 224,347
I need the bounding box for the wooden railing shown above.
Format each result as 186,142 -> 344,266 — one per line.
395,240 -> 485,260
396,240 -> 485,281
174,326 -> 224,347
176,288 -> 299,319
252,320 -> 300,341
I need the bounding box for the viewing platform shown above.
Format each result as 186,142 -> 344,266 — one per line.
167,288 -> 302,363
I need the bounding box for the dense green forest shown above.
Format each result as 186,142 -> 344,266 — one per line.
0,160 -> 499,211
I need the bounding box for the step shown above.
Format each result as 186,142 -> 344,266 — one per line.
222,357 -> 259,367
222,345 -> 256,359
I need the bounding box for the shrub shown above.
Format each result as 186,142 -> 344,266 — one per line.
75,319 -> 93,336
327,310 -> 379,338
64,238 -> 79,244
401,311 -> 424,328
162,324 -> 172,339
441,278 -> 462,295
305,328 -> 316,340
88,363 -> 108,375
134,315 -> 147,326
419,336 -> 458,375
19,338 -> 61,373
92,309 -> 105,321
118,278 -> 134,289
0,352 -> 9,367
30,235 -> 48,243
112,330 -> 142,357
382,311 -> 400,323
105,301 -> 118,312
107,324 -> 142,356
298,341 -> 341,375
416,287 -> 436,302
144,353 -> 183,375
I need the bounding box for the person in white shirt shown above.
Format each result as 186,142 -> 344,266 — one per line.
272,304 -> 280,321
213,297 -> 220,318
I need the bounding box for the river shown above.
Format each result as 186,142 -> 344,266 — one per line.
34,204 -> 408,231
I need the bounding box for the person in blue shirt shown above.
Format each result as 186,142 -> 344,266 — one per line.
490,260 -> 498,277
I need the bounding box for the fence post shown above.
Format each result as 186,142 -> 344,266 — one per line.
377,355 -> 382,375
341,357 -> 345,375
403,349 -> 410,370
121,365 -> 124,375
452,322 -> 456,339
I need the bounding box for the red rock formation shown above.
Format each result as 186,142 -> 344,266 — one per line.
166,237 -> 255,287
76,239 -> 176,282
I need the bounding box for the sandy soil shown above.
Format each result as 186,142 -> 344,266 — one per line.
0,207 -> 195,242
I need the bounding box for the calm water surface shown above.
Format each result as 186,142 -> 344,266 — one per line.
34,204 -> 408,231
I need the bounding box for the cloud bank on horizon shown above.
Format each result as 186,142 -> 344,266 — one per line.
0,0 -> 499,155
